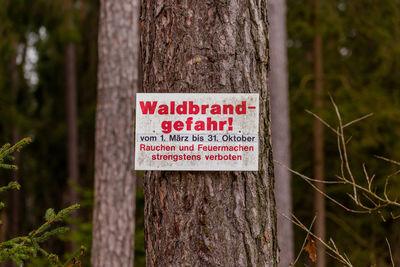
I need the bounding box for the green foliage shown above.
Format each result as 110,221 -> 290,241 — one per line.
0,139 -> 84,266
0,137 -> 32,166
0,203 -> 81,266
288,0 -> 400,265
58,185 -> 94,266
0,0 -> 97,265
0,0 -> 98,264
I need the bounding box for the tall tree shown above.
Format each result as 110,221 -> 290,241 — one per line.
8,40 -> 20,267
10,41 -> 20,242
312,0 -> 326,265
268,0 -> 294,265
65,0 -> 79,208
92,0 -> 139,266
64,0 -> 80,254
141,1 -> 277,266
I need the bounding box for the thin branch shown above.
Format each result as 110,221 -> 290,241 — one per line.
386,238 -> 395,267
305,109 -> 339,135
300,97 -> 400,218
283,213 -> 353,266
375,155 -> 400,167
337,129 -> 345,179
362,164 -> 372,191
277,162 -> 369,213
345,136 -> 353,145
329,95 -> 358,203
291,216 -> 316,266
343,113 -> 374,128
329,238 -> 339,253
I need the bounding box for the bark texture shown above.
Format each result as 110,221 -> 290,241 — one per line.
92,0 -> 139,266
141,1 -> 277,266
267,0 -> 294,265
312,0 -> 326,265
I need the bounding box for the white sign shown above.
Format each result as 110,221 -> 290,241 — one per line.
135,93 -> 259,171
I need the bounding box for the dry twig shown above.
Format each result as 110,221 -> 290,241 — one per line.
279,96 -> 400,219
279,97 -> 400,266
283,214 -> 353,267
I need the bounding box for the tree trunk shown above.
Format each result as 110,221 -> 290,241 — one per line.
141,1 -> 277,266
312,0 -> 326,265
10,130 -> 19,238
92,0 -> 139,266
65,42 -> 79,207
8,41 -> 20,267
268,0 -> 294,265
10,41 -> 20,241
64,0 -> 79,253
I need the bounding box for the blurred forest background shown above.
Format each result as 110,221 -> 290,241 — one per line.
1,0 -> 400,266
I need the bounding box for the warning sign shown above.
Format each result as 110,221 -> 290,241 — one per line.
135,93 -> 259,171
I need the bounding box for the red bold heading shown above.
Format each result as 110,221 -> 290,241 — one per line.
139,101 -> 256,134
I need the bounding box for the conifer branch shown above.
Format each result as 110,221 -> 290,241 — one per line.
0,138 -> 84,266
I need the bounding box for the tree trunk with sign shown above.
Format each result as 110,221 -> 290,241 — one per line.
92,0 -> 139,266
141,1 -> 277,266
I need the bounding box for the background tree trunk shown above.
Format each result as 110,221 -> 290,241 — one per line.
92,0 -> 139,266
65,41 -> 79,207
8,41 -> 20,267
268,0 -> 294,265
141,1 -> 277,266
64,0 -> 79,253
10,41 -> 20,241
312,0 -> 326,265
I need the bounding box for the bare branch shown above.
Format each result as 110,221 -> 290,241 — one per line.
330,95 -> 358,203
337,130 -> 345,178
283,213 -> 353,266
343,113 -> 374,128
386,238 -> 395,267
345,135 -> 353,145
305,109 -> 339,135
291,216 -> 316,266
375,155 -> 400,167
277,162 -> 369,213
307,97 -> 400,217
